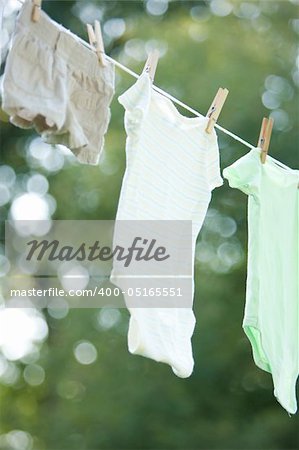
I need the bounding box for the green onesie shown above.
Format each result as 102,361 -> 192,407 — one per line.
223,147 -> 299,414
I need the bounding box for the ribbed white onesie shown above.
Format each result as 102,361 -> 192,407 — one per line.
112,73 -> 223,377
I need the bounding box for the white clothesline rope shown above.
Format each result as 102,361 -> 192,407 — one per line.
80,40 -> 255,150
14,0 -> 255,150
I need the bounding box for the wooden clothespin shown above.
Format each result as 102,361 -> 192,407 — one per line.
142,50 -> 159,82
205,88 -> 229,134
258,117 -> 274,164
87,20 -> 107,67
31,0 -> 42,23
87,24 -> 97,51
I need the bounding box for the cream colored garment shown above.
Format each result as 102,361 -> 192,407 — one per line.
112,73 -> 223,377
2,0 -> 114,165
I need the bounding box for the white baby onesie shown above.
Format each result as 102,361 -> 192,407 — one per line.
112,72 -> 223,377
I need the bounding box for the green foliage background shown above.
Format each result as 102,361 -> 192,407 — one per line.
0,1 -> 299,449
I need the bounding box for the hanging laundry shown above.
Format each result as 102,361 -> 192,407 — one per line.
223,148 -> 299,414
111,72 -> 223,378
1,0 -> 115,165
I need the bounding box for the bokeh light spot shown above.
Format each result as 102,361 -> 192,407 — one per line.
146,0 -> 168,16
27,174 -> 49,196
269,109 -> 291,131
210,0 -> 233,17
57,379 -> 86,400
0,184 -> 11,206
73,341 -> 98,365
262,91 -> 281,110
1,430 -> 33,450
59,263 -> 90,292
97,308 -> 121,330
10,193 -> 50,220
23,364 -> 45,386
0,165 -> 16,187
104,18 -> 126,39
0,309 -> 48,361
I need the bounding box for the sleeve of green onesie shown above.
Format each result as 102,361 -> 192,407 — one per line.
222,149 -> 261,196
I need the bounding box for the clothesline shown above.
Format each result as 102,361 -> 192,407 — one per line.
79,41 -> 256,151
14,0 -> 256,150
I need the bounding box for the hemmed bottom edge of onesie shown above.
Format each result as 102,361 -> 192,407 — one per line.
127,314 -> 194,379
273,371 -> 299,416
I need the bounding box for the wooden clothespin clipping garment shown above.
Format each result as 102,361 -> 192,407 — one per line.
87,20 -> 107,67
142,50 -> 160,82
31,0 -> 42,23
205,88 -> 229,134
258,117 -> 274,164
